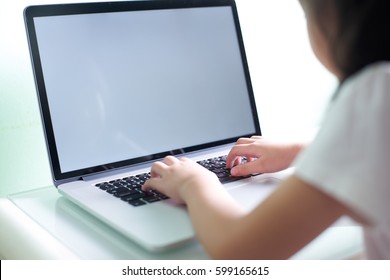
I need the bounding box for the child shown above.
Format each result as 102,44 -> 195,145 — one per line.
143,0 -> 390,259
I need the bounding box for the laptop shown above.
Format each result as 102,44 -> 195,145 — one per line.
24,0 -> 269,252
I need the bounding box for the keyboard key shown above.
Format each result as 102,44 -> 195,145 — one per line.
113,188 -> 139,198
121,192 -> 146,202
219,175 -> 248,184
128,199 -> 146,207
143,196 -> 161,203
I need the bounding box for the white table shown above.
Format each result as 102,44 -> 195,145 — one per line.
0,185 -> 364,260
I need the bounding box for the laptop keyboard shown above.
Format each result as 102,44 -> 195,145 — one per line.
95,155 -> 249,207
196,155 -> 249,184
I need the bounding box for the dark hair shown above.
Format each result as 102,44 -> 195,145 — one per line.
307,0 -> 390,82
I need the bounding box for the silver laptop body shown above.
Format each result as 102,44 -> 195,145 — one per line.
24,0 -> 265,252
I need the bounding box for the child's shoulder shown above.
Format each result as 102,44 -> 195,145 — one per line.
339,61 -> 390,104
348,61 -> 390,89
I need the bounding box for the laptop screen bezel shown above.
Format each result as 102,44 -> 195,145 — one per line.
24,0 -> 261,185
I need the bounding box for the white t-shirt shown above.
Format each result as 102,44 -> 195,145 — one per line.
294,62 -> 390,259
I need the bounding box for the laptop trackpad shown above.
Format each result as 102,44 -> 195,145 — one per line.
228,176 -> 281,212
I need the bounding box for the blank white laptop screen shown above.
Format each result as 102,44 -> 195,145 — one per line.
32,5 -> 257,175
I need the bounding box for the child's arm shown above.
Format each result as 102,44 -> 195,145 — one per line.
143,157 -> 359,259
205,175 -> 349,259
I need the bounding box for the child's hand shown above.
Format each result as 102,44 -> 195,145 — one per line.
142,156 -> 220,204
226,136 -> 305,176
